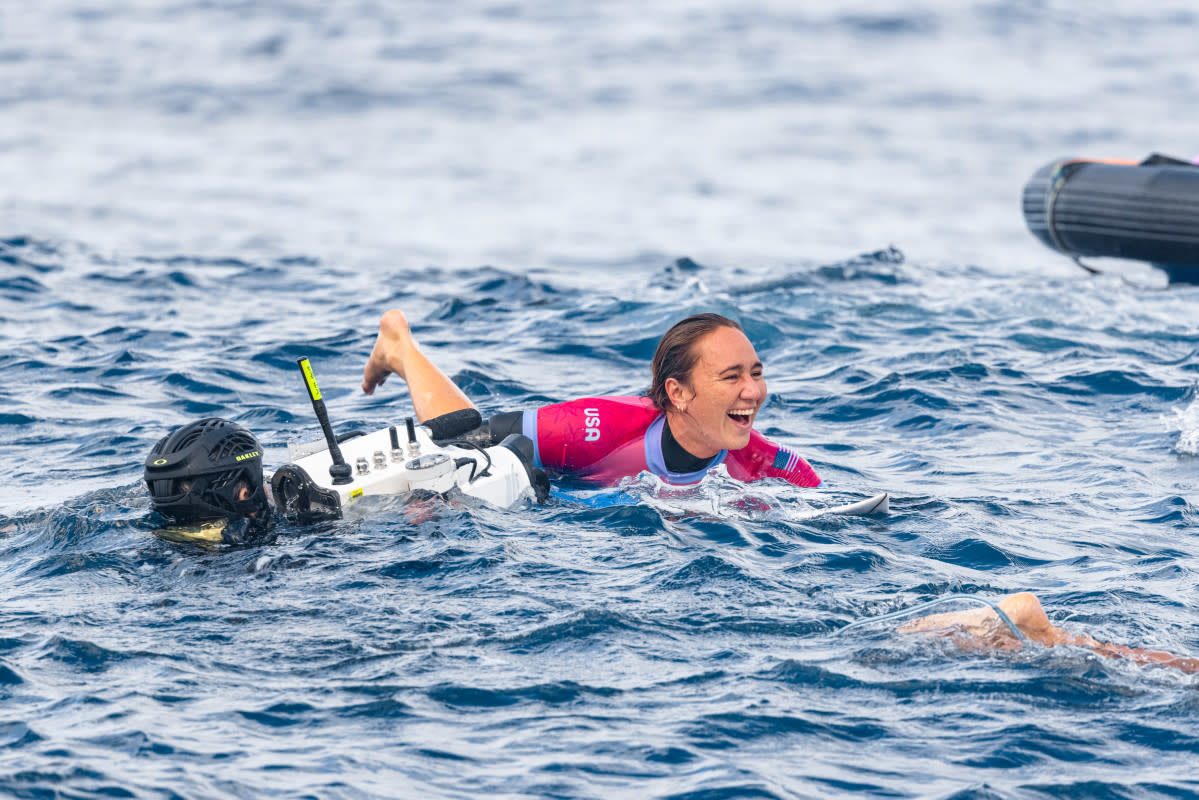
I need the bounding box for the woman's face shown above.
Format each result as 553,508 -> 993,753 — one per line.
666,326 -> 767,457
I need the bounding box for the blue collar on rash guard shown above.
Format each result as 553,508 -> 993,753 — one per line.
644,415 -> 726,484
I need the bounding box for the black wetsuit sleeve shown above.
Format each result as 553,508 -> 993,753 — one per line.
486,410 -> 526,445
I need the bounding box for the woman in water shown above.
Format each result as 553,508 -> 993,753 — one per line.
363,310 -> 1198,676
362,309 -> 821,489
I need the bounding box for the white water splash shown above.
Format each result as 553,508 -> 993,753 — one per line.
1169,396 -> 1199,456
611,468 -> 873,522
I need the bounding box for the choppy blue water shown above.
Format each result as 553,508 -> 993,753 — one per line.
4,2 -> 1199,798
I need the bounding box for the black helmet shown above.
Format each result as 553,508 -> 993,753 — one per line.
144,418 -> 271,528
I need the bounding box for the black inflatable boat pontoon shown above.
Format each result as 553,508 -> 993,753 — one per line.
1022,154 -> 1199,283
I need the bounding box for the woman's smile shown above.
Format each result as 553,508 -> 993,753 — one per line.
666,326 -> 766,458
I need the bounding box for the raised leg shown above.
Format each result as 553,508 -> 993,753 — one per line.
362,310 -> 475,422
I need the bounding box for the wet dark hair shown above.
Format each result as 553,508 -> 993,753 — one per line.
648,313 -> 742,412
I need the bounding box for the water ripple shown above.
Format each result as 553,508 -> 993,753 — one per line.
4,2 -> 1199,797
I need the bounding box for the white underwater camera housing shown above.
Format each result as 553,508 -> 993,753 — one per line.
270,359 -> 547,522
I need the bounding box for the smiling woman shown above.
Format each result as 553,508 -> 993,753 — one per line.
362,310 -> 821,489
654,317 -> 767,459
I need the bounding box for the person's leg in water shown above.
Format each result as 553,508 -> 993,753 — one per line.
362,310 -> 474,421
900,592 -> 1199,674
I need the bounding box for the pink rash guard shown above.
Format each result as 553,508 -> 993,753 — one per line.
518,396 -> 821,488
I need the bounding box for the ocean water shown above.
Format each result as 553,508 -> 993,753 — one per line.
3,1 -> 1199,798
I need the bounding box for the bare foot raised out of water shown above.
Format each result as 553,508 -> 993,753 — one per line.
360,309 -> 475,421
362,310 -> 417,395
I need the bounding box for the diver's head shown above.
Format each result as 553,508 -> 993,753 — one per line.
144,418 -> 271,530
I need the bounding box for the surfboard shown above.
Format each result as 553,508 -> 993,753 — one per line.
549,487 -> 637,508
553,487 -> 890,519
792,492 -> 889,521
